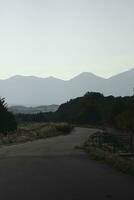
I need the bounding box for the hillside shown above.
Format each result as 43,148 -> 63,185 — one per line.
16,92 -> 134,132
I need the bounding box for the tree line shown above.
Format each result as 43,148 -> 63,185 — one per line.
16,92 -> 134,133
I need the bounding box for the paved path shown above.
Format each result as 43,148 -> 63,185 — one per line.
0,127 -> 134,200
0,127 -> 96,157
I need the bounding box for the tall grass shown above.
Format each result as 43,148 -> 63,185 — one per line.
0,122 -> 73,146
81,134 -> 134,175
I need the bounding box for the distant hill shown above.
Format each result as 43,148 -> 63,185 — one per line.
0,68 -> 134,105
9,105 -> 59,114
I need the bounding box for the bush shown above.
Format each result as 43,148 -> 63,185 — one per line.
55,123 -> 73,133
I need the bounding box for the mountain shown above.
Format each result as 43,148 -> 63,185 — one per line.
0,69 -> 134,105
9,105 -> 59,114
107,68 -> 134,96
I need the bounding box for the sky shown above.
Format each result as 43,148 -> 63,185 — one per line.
0,0 -> 134,80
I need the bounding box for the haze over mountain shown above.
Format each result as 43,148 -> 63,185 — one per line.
0,68 -> 134,106
9,105 -> 59,114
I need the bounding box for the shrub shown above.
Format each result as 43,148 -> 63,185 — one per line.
55,123 -> 73,133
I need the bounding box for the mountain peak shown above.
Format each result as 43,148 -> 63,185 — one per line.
70,72 -> 105,81
6,75 -> 40,80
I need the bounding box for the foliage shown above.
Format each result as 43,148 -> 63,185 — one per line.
0,98 -> 17,134
0,122 -> 73,146
55,123 -> 73,133
15,92 -> 134,133
81,142 -> 134,175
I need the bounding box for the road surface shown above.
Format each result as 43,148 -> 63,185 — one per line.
0,127 -> 134,200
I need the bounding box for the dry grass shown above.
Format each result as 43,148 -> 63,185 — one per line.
80,136 -> 134,175
0,122 -> 73,146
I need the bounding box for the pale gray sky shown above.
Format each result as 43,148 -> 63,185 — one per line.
0,0 -> 134,79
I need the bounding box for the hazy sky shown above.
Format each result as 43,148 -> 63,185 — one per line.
0,0 -> 134,79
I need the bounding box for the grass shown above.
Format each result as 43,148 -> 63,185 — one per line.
80,134 -> 134,175
0,122 -> 74,146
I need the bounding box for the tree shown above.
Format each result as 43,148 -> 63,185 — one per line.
0,98 -> 17,134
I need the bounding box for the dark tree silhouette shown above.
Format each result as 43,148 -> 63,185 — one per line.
0,98 -> 17,134
15,92 -> 134,133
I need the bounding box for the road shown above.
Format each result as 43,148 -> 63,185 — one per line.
0,127 -> 134,200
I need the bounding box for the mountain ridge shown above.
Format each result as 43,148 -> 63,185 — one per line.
1,68 -> 134,81
0,68 -> 134,105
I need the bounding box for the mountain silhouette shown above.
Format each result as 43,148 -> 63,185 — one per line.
0,69 -> 134,105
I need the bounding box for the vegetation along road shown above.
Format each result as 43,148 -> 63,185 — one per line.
0,127 -> 134,200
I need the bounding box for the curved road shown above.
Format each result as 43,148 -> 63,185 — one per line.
0,127 -> 134,200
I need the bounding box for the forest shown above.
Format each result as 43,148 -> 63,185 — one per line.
16,92 -> 134,133
1,91 -> 134,134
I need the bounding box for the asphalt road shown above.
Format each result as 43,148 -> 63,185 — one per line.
0,127 -> 134,200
